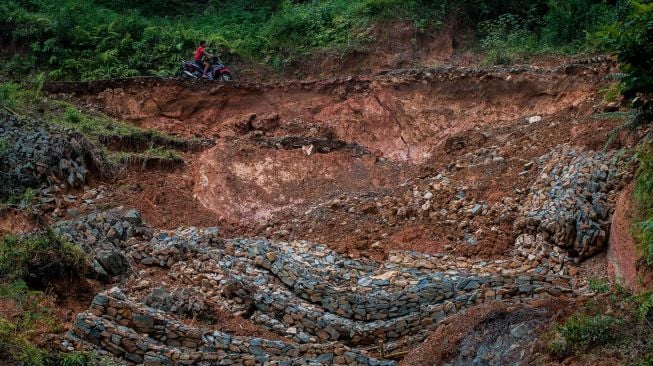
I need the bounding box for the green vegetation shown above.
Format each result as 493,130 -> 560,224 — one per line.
60,351 -> 90,366
598,1 -> 653,122
588,277 -> 611,293
0,81 -> 191,171
0,0 -> 634,79
0,280 -> 57,366
478,0 -> 629,64
54,104 -> 186,148
0,231 -> 86,287
634,141 -> 653,264
547,284 -> 653,363
550,314 -> 622,355
0,137 -> 10,159
595,2 -> 653,265
108,146 -> 184,166
0,278 -> 100,365
6,187 -> 38,208
0,82 -> 19,110
0,232 -> 90,365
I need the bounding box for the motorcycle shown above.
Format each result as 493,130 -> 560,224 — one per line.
180,56 -> 233,81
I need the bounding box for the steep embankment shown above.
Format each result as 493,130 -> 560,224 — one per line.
53,61 -> 609,162
33,58 -> 647,365
47,59 -> 619,229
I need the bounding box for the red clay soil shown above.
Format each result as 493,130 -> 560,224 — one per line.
65,62 -> 612,163
50,60 -> 638,262
194,139 -> 407,222
97,160 -> 224,230
607,183 -> 653,293
0,208 -> 37,237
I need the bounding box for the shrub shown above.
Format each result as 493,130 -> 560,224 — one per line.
0,231 -> 87,288
479,14 -> 543,64
63,107 -> 82,124
0,82 -> 19,110
543,0 -> 618,48
0,281 -> 53,366
0,0 -> 631,77
598,1 -> 653,122
60,351 -> 89,366
553,314 -> 622,355
634,142 -> 653,264
588,278 -> 610,293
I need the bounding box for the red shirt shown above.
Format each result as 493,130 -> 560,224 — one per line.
194,46 -> 205,61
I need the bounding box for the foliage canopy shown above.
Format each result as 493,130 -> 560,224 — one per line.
0,0 -> 632,79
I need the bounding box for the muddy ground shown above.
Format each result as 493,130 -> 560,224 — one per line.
3,58 -> 648,365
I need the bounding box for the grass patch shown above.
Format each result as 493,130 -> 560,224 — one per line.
546,283 -> 653,363
108,146 -> 184,166
549,314 -> 622,356
60,351 -> 90,366
1,81 -> 192,175
53,104 -> 189,149
588,278 -> 610,293
0,280 -> 61,366
3,81 -> 191,148
0,231 -> 87,288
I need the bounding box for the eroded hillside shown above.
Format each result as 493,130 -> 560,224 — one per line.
1,58 -> 647,365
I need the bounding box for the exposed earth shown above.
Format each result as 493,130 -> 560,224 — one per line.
2,57 -> 649,365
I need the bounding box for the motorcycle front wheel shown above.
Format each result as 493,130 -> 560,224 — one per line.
220,72 -> 233,81
181,69 -> 196,78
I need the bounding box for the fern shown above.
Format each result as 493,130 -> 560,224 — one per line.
634,141 -> 653,265
638,292 -> 653,320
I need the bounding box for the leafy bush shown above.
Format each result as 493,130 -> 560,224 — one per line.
551,314 -> 622,356
598,1 -> 653,121
0,0 -> 633,76
0,231 -> 87,288
596,2 -> 653,267
60,351 -> 89,366
63,107 -> 82,125
588,278 -> 610,293
0,82 -> 19,110
543,0 -> 619,48
479,14 -> 544,64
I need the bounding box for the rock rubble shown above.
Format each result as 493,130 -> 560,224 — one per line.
0,112 -> 98,201
60,209 -> 581,364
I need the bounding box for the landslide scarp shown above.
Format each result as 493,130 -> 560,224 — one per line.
30,59 -> 646,365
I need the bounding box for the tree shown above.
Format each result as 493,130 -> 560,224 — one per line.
600,1 -> 653,122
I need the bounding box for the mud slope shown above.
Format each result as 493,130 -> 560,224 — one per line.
40,59 -> 649,365
46,60 -> 631,251
196,138 -> 407,221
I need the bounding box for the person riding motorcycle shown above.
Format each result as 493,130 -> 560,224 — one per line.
194,40 -> 214,78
